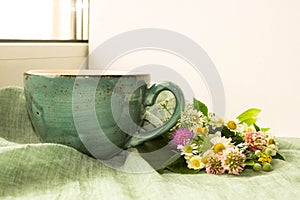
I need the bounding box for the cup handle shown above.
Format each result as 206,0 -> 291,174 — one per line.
126,82 -> 185,148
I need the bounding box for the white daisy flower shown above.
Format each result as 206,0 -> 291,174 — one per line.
210,135 -> 232,154
192,125 -> 209,135
177,143 -> 198,156
187,155 -> 206,170
265,144 -> 278,156
242,123 -> 255,134
224,119 -> 244,133
199,148 -> 215,165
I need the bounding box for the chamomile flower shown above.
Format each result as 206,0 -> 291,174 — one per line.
168,98 -> 283,175
265,144 -> 277,156
242,123 -> 255,134
210,135 -> 232,154
224,119 -> 243,133
208,113 -> 223,130
177,143 -> 198,156
193,125 -> 209,135
200,149 -> 215,164
187,155 -> 206,170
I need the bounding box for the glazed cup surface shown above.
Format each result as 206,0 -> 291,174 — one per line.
24,69 -> 184,159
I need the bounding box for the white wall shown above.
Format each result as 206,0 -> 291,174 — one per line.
89,0 -> 300,137
0,43 -> 88,87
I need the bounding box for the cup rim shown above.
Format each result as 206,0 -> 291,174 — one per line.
24,69 -> 149,77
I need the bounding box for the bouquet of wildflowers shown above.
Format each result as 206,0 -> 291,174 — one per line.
163,98 -> 284,175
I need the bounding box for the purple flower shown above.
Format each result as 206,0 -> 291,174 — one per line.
171,127 -> 194,146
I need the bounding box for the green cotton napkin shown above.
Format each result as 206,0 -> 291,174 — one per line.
0,86 -> 300,200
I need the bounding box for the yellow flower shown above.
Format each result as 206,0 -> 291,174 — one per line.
258,153 -> 272,164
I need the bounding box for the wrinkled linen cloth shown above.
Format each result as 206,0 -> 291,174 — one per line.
0,87 -> 300,200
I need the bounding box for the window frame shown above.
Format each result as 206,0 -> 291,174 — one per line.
0,0 -> 89,61
0,41 -> 88,61
0,39 -> 88,43
0,0 -> 89,42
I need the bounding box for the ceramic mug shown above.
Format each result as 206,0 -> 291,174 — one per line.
24,70 -> 184,159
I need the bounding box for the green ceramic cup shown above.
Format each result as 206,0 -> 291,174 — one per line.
24,70 -> 184,159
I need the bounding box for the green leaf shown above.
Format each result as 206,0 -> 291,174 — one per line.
261,127 -> 271,132
244,119 -> 258,126
253,124 -> 271,132
193,98 -> 208,116
273,152 -> 285,160
221,126 -> 243,145
165,156 -> 200,174
254,123 -> 260,131
237,108 -> 261,126
231,135 -> 244,145
221,126 -> 235,138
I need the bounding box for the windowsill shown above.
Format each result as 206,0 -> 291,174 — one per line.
0,42 -> 88,60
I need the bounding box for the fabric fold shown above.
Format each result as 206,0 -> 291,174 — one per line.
1,86 -> 300,200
